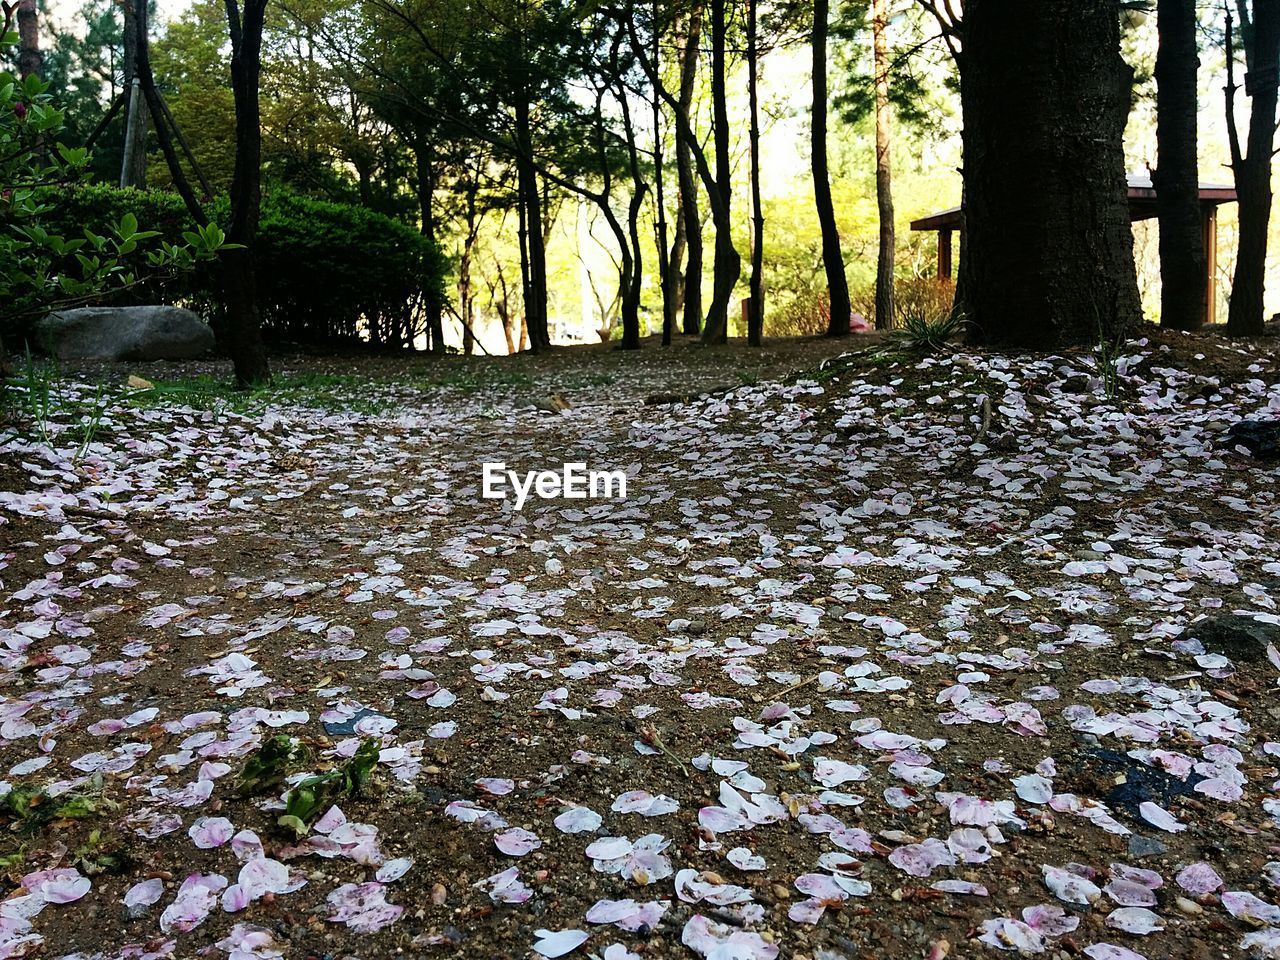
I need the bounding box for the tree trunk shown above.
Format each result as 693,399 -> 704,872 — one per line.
1154,0 -> 1206,330
119,0 -> 148,188
814,0 -> 851,337
653,0 -> 674,346
872,0 -> 895,330
222,0 -> 271,387
414,139 -> 446,353
746,0 -> 764,346
619,95 -> 647,351
675,4 -> 703,336
16,0 -> 41,79
702,0 -> 740,343
515,97 -> 551,351
1226,2 -> 1280,337
959,0 -> 1142,349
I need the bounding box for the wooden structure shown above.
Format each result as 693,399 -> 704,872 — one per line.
910,175 -> 1238,324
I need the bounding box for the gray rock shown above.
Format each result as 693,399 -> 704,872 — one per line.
1224,419 -> 1280,459
1176,614 -> 1280,665
1128,835 -> 1168,858
37,306 -> 214,361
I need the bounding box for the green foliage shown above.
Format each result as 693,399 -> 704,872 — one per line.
37,185 -> 447,348
235,734 -> 308,798
0,29 -> 221,348
0,774 -> 115,835
72,828 -> 133,876
254,191 -> 446,345
890,300 -> 966,353
278,738 -> 381,837
42,0 -> 126,182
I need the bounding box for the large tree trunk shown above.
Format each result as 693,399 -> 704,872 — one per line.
1154,0 -> 1206,330
702,0 -> 740,343
1226,3 -> 1280,337
675,4 -> 703,336
16,0 -> 41,79
814,0 -> 851,338
222,0 -> 271,387
959,0 -> 1142,349
746,0 -> 764,346
872,0 -> 895,331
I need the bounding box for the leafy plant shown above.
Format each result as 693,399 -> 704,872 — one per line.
0,774 -> 115,835
278,738 -> 381,837
35,186 -> 449,350
0,20 -> 224,348
72,828 -> 132,876
1096,331 -> 1124,400
235,734 -> 309,798
891,306 -> 967,353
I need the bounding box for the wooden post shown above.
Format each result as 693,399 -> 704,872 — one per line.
1203,205 -> 1218,324
938,228 -> 954,280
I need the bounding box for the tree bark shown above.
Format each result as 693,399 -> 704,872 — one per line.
1226,2 -> 1280,337
702,0 -> 740,343
814,0 -> 851,337
872,0 -> 895,330
1154,0 -> 1206,330
222,0 -> 272,387
959,0 -> 1142,349
746,0 -> 764,346
119,0 -> 148,188
675,4 -> 703,336
652,0 -> 674,346
619,85 -> 647,351
16,0 -> 41,79
515,97 -> 551,351
414,139 -> 446,353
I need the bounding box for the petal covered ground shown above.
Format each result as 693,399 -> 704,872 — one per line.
1,333 -> 1279,960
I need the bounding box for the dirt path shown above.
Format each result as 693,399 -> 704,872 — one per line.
1,330 -> 1279,960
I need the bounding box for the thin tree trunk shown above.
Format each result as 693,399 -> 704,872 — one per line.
814,0 -> 851,337
414,139 -> 446,354
1226,3 -> 1280,337
119,0 -> 148,187
746,0 -> 764,346
628,13 -> 734,345
222,0 -> 271,387
959,0 -> 1142,349
675,3 -> 703,336
516,97 -> 551,351
872,0 -> 895,330
653,0 -> 674,346
1154,0 -> 1206,330
703,0 -> 740,343
619,87 -> 647,351
16,0 -> 41,79
517,178 -> 533,353
460,171 -> 481,357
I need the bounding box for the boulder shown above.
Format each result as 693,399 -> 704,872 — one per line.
1175,614 -> 1280,664
37,306 -> 214,362
1224,419 -> 1280,459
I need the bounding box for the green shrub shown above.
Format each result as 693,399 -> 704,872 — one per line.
30,185 -> 447,350
1,27 -> 220,352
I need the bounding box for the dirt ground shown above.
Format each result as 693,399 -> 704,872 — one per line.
1,327 -> 1279,960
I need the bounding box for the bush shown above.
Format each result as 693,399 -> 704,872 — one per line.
850,275 -> 957,331
31,185 -> 447,350
1,31 -> 219,353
